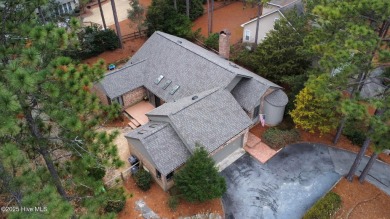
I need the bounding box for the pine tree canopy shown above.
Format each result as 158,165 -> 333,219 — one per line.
0,0 -> 125,217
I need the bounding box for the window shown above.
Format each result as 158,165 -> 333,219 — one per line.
112,96 -> 124,106
155,75 -> 164,84
156,170 -> 161,179
162,80 -> 172,90
67,2 -> 72,11
245,30 -> 251,41
166,171 -> 174,181
63,4 -> 68,13
253,105 -> 260,119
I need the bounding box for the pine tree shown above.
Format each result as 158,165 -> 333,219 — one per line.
1,0 -> 125,217
128,0 -> 145,31
174,145 -> 226,203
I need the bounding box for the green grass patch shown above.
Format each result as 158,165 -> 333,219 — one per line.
303,191 -> 342,219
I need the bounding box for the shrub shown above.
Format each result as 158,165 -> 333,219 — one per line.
262,128 -> 300,149
104,187 -> 126,213
343,119 -> 367,146
175,145 -> 226,203
303,192 -> 341,219
64,26 -> 120,60
204,33 -> 219,51
134,169 -> 152,191
168,195 -> 179,211
87,167 -> 106,180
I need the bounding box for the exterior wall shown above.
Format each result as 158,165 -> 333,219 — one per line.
127,138 -> 168,190
55,0 -> 79,15
263,100 -> 286,126
122,86 -> 147,109
242,12 -> 281,44
91,84 -> 109,105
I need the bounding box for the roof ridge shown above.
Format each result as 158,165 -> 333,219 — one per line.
156,32 -> 244,77
170,87 -> 221,116
103,59 -> 147,77
142,122 -> 169,140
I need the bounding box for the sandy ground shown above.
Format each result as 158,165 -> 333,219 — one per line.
81,0 -> 132,26
98,126 -> 132,184
332,178 -> 390,219
192,2 -> 258,43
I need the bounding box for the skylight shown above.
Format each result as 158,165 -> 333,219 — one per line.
155,75 -> 164,84
170,85 -> 180,95
162,80 -> 172,90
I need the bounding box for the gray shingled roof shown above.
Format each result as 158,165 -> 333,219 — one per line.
265,89 -> 289,107
269,0 -> 298,7
279,0 -> 303,15
129,32 -> 280,103
146,88 -> 219,116
167,89 -> 253,153
126,122 -> 190,175
231,78 -> 270,111
98,60 -> 146,99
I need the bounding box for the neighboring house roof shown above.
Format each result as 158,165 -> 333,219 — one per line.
98,60 -> 146,98
126,122 -> 191,175
148,88 -> 252,154
269,0 -> 297,7
241,0 -> 303,27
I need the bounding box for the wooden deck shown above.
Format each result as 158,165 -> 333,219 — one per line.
124,101 -> 155,125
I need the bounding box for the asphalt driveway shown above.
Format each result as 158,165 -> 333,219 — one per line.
221,143 -> 390,219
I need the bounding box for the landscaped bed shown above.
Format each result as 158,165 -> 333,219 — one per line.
118,177 -> 223,218
331,178 -> 390,218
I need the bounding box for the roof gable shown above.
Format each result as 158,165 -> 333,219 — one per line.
126,122 -> 190,175
98,60 -> 146,98
167,89 -> 252,153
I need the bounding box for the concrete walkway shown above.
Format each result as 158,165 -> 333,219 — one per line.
221,143 -> 390,219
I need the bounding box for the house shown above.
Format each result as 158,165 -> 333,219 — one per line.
241,0 -> 303,44
93,31 -> 288,191
54,0 -> 79,15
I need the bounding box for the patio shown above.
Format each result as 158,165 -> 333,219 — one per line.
244,132 -> 277,163
124,101 -> 155,128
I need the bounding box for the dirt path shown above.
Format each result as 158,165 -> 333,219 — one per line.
192,2 -> 258,43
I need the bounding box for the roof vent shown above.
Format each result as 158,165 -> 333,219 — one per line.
149,124 -> 157,128
177,40 -> 182,44
229,62 -> 239,68
192,96 -> 198,100
138,130 -> 147,134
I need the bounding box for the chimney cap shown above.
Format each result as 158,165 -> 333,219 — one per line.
220,29 -> 231,35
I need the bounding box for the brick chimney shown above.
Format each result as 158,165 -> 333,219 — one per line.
219,29 -> 231,59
